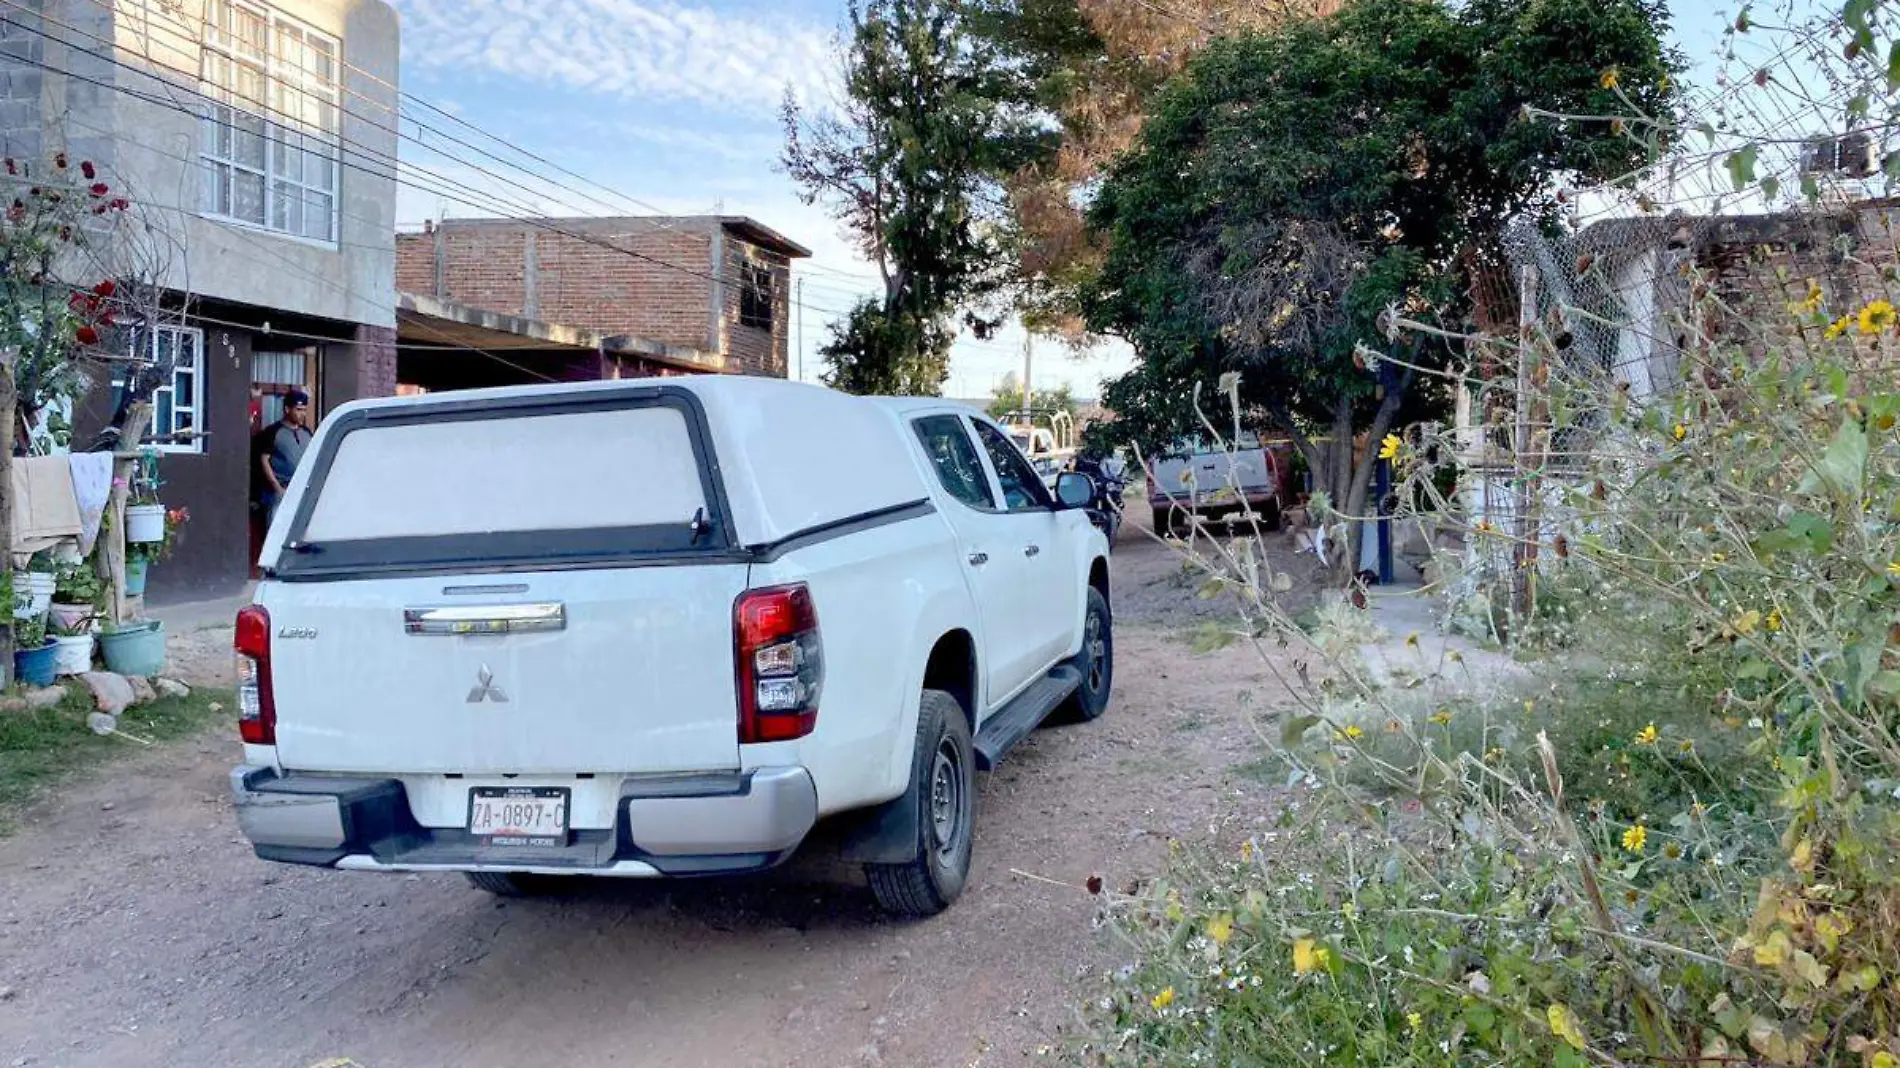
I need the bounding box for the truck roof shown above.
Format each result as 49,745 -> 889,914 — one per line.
283,376 -> 937,552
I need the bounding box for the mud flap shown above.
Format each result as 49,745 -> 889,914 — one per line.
836,788 -> 922,865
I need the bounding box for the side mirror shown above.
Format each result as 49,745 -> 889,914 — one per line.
1055,471 -> 1095,508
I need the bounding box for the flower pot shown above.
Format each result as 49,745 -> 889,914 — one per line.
48,602 -> 96,633
123,557 -> 149,597
126,503 -> 166,544
13,640 -> 59,688
14,571 -> 55,618
51,632 -> 95,676
100,620 -> 166,678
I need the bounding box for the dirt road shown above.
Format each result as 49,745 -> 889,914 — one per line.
0,525 -> 1295,1068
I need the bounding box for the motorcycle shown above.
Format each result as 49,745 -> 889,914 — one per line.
1070,453 -> 1129,546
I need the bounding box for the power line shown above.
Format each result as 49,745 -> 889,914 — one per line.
0,19 -> 860,332
66,0 -> 886,287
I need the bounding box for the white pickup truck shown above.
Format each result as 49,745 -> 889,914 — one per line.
229,377 -> 1113,918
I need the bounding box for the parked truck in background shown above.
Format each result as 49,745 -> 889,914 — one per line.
1147,432 -> 1293,533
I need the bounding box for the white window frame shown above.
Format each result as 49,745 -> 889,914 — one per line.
198,0 -> 342,246
113,325 -> 207,455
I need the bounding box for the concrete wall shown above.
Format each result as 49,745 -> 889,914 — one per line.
2,0 -> 399,329
395,217 -> 794,376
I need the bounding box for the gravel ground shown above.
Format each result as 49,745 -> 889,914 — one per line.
0,516 -> 1299,1068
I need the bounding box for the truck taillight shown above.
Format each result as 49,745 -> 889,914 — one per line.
735,584 -> 822,744
234,605 -> 276,745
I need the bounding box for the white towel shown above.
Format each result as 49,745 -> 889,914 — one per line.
67,452 -> 116,556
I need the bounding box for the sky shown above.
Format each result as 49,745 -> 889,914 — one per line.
385,0 -> 1777,402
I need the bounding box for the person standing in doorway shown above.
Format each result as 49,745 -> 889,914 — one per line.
258,389 -> 313,526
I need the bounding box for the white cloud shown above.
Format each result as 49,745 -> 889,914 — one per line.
394,0 -> 834,114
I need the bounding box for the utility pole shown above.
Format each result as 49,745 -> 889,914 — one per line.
795,277 -> 805,382
1021,333 -> 1033,420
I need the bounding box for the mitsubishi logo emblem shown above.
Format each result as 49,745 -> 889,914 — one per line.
466,664 -> 509,704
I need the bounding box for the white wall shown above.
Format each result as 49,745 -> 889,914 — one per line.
36,0 -> 399,328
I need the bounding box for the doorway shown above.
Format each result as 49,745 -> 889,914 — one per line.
248,347 -> 321,575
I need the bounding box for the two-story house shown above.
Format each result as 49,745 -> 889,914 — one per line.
392,215 -> 810,388
1,0 -> 401,601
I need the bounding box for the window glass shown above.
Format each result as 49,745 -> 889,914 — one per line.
911,415 -> 995,511
302,407 -> 707,542
973,421 -> 1051,512
199,0 -> 341,242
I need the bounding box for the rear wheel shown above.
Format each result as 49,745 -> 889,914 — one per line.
1055,587 -> 1113,724
1152,506 -> 1174,536
866,690 -> 974,919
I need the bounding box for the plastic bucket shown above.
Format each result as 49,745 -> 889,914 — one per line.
124,557 -> 149,597
14,641 -> 59,688
100,620 -> 166,678
126,504 -> 166,544
14,572 -> 55,617
52,633 -> 95,676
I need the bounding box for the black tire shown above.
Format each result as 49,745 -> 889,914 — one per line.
1054,587 -> 1114,724
464,872 -> 569,897
1152,506 -> 1173,535
866,690 -> 975,919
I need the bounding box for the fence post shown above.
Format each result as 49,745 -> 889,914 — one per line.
99,404 -> 152,627
1513,265 -> 1539,624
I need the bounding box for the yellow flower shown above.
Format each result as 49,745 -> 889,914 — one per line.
1671,423 -> 1687,442
1292,938 -> 1319,974
1337,724 -> 1364,741
1151,987 -> 1175,1010
1428,710 -> 1452,726
1622,823 -> 1648,853
1731,609 -> 1760,636
1886,561 -> 1900,578
1206,913 -> 1235,946
1634,723 -> 1659,745
1872,1051 -> 1896,1068
1474,519 -> 1496,535
1797,281 -> 1823,314
1677,739 -> 1694,754
1858,299 -> 1897,335
1766,608 -> 1782,632
1483,747 -> 1506,764
1240,839 -> 1254,862
1378,433 -> 1402,461
1406,1011 -> 1423,1031
1404,631 -> 1420,647
1824,315 -> 1853,339
1710,551 -> 1726,563
1547,1003 -> 1588,1051
1599,68 -> 1620,90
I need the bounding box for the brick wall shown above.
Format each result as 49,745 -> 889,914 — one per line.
396,220 -> 715,354
396,218 -> 796,377
721,241 -> 792,377
354,323 -> 397,397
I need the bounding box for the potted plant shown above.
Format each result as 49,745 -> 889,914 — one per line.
99,617 -> 165,678
12,614 -> 58,687
125,452 -> 166,545
125,507 -> 187,596
14,548 -> 57,618
49,562 -> 103,632
49,611 -> 97,676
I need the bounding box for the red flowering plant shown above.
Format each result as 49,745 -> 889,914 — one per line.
1,153 -> 134,453
127,506 -> 189,564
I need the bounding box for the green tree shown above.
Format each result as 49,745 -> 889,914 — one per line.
1084,0 -> 1675,562
783,0 -> 1042,395
986,371 -> 1078,426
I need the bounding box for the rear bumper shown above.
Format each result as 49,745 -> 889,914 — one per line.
230,765 -> 819,877
1149,488 -> 1280,511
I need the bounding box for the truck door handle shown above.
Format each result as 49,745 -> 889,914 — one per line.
968,552 -> 989,567
1024,544 -> 1041,558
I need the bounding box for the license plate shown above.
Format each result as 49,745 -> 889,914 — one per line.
467,787 -> 569,847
